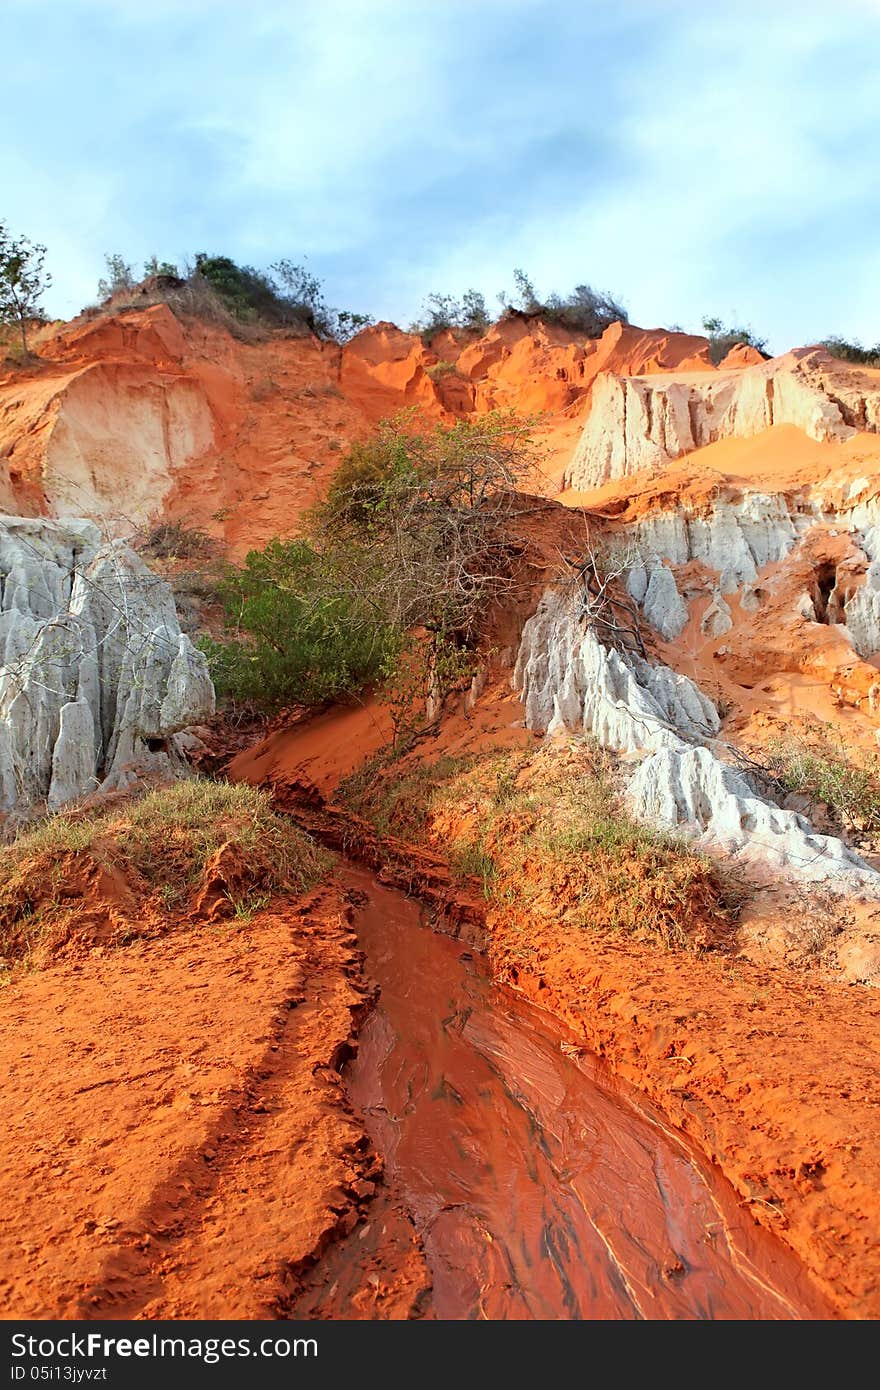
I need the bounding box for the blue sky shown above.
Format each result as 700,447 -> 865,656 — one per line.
4,0 -> 879,353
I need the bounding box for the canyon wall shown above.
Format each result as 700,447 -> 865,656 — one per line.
0,306 -> 725,548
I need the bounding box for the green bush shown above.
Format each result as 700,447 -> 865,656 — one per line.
203,413 -> 540,714
322,419 -> 416,525
198,537 -> 401,709
821,335 -> 880,368
193,254 -> 298,327
701,315 -> 768,365
191,253 -> 372,340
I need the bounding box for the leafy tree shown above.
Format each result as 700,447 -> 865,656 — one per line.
459,288 -> 490,333
701,315 -> 768,365
334,309 -> 375,342
269,258 -> 333,335
411,288 -> 490,339
97,253 -> 136,301
552,284 -> 628,334
511,268 -> 541,315
143,254 -> 180,279
270,262 -> 373,339
0,221 -> 52,356
412,292 -> 462,337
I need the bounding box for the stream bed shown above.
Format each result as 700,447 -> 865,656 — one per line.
304,872 -> 833,1320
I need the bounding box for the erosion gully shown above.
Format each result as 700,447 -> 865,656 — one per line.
295,867 -> 834,1321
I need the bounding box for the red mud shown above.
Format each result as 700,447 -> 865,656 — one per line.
232,704 -> 880,1320
329,872 -> 833,1320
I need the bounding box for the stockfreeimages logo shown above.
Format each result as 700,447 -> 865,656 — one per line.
11,1333 -> 318,1367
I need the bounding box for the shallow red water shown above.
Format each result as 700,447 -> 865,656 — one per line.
326,874 -> 834,1320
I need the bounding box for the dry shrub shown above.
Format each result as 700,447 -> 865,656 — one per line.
766,734 -> 880,835
138,520 -> 216,562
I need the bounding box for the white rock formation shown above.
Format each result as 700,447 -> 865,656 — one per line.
513,590 -> 718,753
616,487 -> 880,655
513,588 -> 876,885
616,493 -> 804,638
701,591 -> 733,638
630,494 -> 802,591
566,348 -> 877,490
627,744 -> 864,881
0,515 -> 215,817
641,562 -> 689,640
844,560 -> 880,657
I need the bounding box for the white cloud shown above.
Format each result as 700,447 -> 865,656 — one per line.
3,0 -> 878,348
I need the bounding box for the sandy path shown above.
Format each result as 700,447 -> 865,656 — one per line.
0,885 -> 426,1319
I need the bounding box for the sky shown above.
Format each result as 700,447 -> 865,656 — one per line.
3,0 -> 880,354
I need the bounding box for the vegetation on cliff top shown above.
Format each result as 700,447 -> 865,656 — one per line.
0,219 -> 51,356
701,314 -> 768,364
9,217 -> 879,360
821,335 -> 880,368
410,270 -> 629,340
95,248 -> 374,342
499,269 -> 629,336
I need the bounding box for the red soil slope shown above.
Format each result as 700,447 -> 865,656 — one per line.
231,687 -> 880,1318
0,882 -> 428,1320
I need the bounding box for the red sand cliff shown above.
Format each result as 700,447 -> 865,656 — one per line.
1,305 -> 733,551
2,301 -> 880,1319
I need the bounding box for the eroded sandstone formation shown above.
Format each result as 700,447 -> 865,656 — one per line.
600,481 -> 880,676
566,348 -> 880,490
513,588 -> 874,885
0,515 -> 214,818
0,305 -> 730,549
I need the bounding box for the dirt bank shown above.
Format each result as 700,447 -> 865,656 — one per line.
232,706 -> 880,1319
0,882 -> 428,1319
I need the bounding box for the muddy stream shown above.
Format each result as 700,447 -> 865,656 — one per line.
298,871 -> 832,1320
